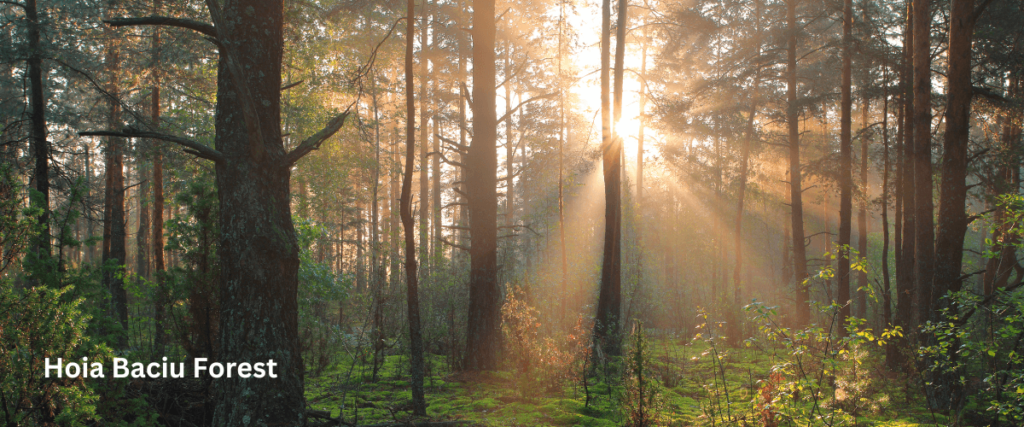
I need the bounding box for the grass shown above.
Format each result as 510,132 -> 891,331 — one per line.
302,334 -> 952,426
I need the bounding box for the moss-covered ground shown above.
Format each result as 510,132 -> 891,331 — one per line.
304,338 -> 951,426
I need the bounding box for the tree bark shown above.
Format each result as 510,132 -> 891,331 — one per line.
786,0 -> 810,328
913,0 -> 934,327
857,98 -> 869,320
464,0 -> 501,371
894,4 -> 915,368
402,0 -> 427,413
838,0 -> 853,338
595,0 -> 624,354
26,0 -> 50,261
103,0 -> 128,342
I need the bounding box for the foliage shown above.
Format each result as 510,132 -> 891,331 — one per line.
0,164 -> 42,277
0,284 -> 104,426
917,193 -> 1024,424
500,285 -> 591,397
620,321 -> 662,427
295,217 -> 351,376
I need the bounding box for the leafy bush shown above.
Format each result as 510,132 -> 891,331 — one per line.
295,218 -> 351,376
620,321 -> 662,427
0,284 -> 104,425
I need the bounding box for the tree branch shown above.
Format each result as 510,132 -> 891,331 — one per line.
285,109 -> 352,166
79,129 -> 224,162
498,92 -> 559,124
104,16 -> 217,39
438,235 -> 470,252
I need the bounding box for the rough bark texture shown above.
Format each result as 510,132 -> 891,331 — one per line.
838,0 -> 853,337
786,0 -> 810,328
464,0 -> 501,371
208,1 -> 307,424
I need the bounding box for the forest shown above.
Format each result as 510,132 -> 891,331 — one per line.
1,0 -> 1023,424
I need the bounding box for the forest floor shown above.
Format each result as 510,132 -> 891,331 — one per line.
304,337 -> 953,426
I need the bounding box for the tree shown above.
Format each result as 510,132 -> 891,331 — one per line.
402,0 -> 427,413
595,0 -> 624,354
464,0 -> 501,371
786,0 -> 811,328
837,0 -> 853,337
85,0 -> 352,422
912,0 -> 934,328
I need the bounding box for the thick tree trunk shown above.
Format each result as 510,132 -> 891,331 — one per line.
931,0 -> 986,409
402,2 -> 427,413
464,0 -> 501,371
786,0 -> 810,328
206,1 -> 329,424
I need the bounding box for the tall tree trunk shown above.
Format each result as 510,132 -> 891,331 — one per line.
913,0 -> 934,328
504,43 -> 515,230
137,159 -> 150,281
838,0 -> 853,338
419,3 -> 430,278
151,0 -> 166,353
894,3 -> 916,368
199,0 -> 347,423
595,0 -> 624,354
881,80 -> 895,368
26,0 -> 50,262
464,0 -> 501,371
370,73 -> 385,379
557,1 -> 568,323
786,0 -> 810,328
732,0 -> 761,343
402,2 -> 427,413
857,98 -> 869,320
431,111 -> 441,264
103,0 -> 128,341
931,0 -> 989,409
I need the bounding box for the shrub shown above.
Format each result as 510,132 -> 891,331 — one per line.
0,284 -> 104,425
621,321 -> 662,427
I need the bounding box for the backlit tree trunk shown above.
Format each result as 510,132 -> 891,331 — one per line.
464,0 -> 501,371
786,0 -> 810,328
402,0 -> 427,412
838,0 -> 853,337
595,0 -> 624,354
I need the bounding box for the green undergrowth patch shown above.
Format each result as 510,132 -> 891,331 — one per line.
303,339 -> 938,426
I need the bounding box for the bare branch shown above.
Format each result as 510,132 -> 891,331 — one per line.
498,92 -> 559,124
281,80 -> 305,91
79,129 -> 224,162
285,110 -> 352,166
104,16 -> 217,39
438,235 -> 470,252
